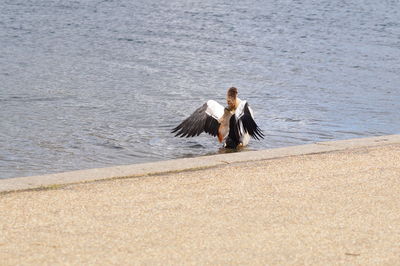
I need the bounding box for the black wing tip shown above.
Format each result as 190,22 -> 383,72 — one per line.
239,103 -> 265,140
244,126 -> 264,140
252,127 -> 264,140
173,129 -> 188,138
171,124 -> 182,134
256,127 -> 265,138
172,124 -> 186,137
171,123 -> 202,138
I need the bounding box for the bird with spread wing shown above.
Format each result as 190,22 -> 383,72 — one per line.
172,87 -> 264,148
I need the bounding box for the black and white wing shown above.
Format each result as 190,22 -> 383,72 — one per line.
172,100 -> 224,138
232,101 -> 264,140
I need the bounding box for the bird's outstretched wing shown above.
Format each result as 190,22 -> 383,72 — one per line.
172,100 -> 224,138
231,101 -> 264,140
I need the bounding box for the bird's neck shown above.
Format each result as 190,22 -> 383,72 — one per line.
233,98 -> 241,110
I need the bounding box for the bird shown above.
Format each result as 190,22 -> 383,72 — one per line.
172,87 -> 264,148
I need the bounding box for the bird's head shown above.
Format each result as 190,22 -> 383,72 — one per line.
226,87 -> 238,110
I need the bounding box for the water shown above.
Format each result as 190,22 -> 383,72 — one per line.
1,0 -> 400,179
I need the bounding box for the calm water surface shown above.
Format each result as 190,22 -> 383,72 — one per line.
1,0 -> 400,178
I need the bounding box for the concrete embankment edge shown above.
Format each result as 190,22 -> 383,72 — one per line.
1,134 -> 399,193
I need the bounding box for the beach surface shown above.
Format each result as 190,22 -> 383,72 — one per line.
1,136 -> 400,265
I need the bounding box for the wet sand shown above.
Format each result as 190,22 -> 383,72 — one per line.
1,142 -> 400,265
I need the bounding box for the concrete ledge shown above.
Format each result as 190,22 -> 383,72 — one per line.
1,134 -> 399,193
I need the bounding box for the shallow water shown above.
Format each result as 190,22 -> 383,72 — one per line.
1,0 -> 400,179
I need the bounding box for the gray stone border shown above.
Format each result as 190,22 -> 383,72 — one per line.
1,135 -> 399,193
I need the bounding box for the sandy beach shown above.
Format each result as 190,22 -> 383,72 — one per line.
1,136 -> 400,265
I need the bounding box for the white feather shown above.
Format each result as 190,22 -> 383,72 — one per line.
239,120 -> 244,135
240,133 -> 250,146
248,105 -> 254,118
206,100 -> 224,120
235,99 -> 247,119
234,99 -> 255,146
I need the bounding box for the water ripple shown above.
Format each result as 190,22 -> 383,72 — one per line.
1,0 -> 400,178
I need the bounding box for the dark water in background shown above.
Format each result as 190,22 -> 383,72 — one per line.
1,0 -> 400,179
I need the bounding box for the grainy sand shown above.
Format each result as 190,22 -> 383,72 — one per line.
1,144 -> 400,265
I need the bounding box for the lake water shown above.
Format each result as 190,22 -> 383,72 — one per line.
1,0 -> 400,179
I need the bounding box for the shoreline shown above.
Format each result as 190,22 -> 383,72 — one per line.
1,134 -> 399,193
1,135 -> 400,264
